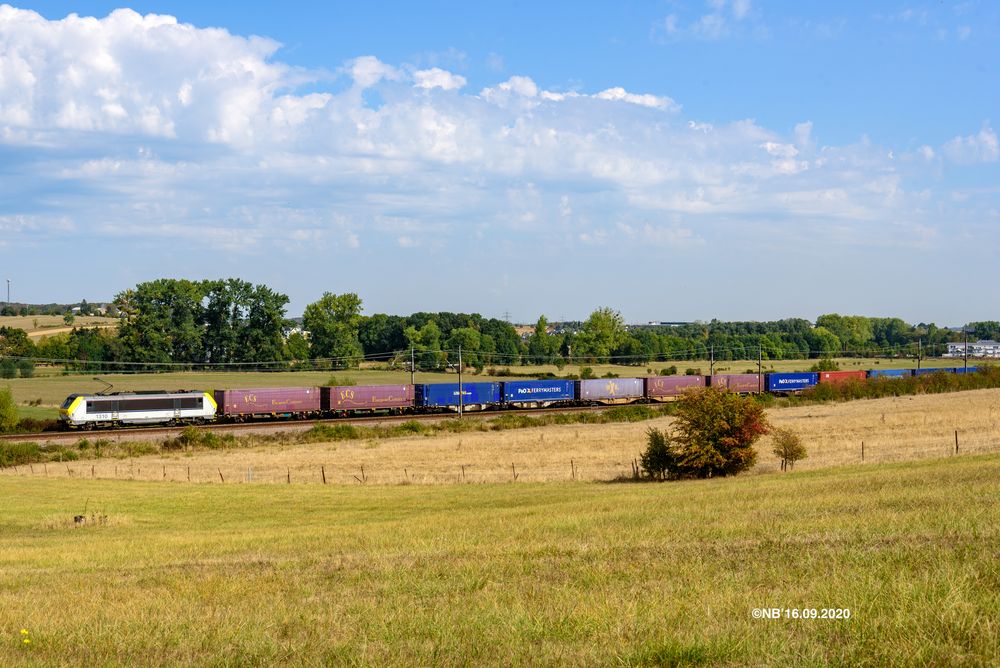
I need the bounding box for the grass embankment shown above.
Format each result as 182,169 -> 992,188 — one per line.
1,455 -> 997,665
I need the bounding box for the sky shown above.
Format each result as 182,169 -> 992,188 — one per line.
0,1 -> 998,325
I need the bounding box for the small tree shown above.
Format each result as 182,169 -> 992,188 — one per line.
771,427 -> 807,471
671,387 -> 771,478
0,358 -> 15,379
810,358 -> 840,372
17,359 -> 34,378
0,386 -> 17,433
640,428 -> 677,480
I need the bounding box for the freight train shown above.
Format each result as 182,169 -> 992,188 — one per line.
57,366 -> 978,430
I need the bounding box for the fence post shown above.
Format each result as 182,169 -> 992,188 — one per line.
287,468 -> 291,484
955,430 -> 959,455
218,468 -> 224,483
321,465 -> 327,484
861,441 -> 865,462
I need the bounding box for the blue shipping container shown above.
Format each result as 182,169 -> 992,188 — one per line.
867,369 -> 913,379
765,373 -> 819,392
914,367 -> 955,376
503,380 -> 576,404
416,382 -> 501,407
954,366 -> 978,374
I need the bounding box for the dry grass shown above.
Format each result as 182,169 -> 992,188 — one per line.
7,388 -> 1000,485
0,314 -> 118,337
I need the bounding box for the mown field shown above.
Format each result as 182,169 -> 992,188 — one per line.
2,356 -> 988,420
0,315 -> 118,339
1,454 -> 996,666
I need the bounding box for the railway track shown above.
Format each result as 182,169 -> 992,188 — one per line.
0,405 -> 618,445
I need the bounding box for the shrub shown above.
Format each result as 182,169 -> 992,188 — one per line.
809,358 -> 840,372
0,386 -> 18,433
660,366 -> 678,376
326,375 -> 357,387
640,428 -> 676,480
0,359 -> 15,380
17,360 -> 35,378
684,368 -> 702,376
0,441 -> 42,467
771,427 -> 807,471
669,387 -> 770,478
580,366 -> 596,379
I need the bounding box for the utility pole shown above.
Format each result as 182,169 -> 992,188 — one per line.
458,345 -> 463,418
710,344 -> 714,377
964,328 -> 969,371
5,278 -> 9,311
410,347 -> 415,385
757,345 -> 762,394
917,339 -> 921,370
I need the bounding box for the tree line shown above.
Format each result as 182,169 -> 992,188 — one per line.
0,277 -> 993,374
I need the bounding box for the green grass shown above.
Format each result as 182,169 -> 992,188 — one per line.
1,455 -> 996,665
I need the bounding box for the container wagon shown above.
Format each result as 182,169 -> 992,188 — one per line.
867,369 -> 913,379
502,380 -> 576,407
214,387 -> 321,420
578,378 -> 644,405
322,385 -> 414,415
818,370 -> 867,385
415,382 -> 502,411
644,375 -> 705,401
708,374 -> 762,393
913,367 -> 955,376
765,373 -> 819,393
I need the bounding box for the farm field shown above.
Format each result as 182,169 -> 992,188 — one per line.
2,357 -> 990,420
0,455 -> 996,665
0,315 -> 118,339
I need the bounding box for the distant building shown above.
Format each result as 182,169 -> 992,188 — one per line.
945,340 -> 1000,358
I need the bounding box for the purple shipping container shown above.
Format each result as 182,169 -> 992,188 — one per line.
214,387 -> 321,417
645,376 -> 705,400
579,378 -> 644,404
322,385 -> 415,412
708,374 -> 762,393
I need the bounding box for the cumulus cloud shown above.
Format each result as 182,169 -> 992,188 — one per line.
942,124 -> 999,164
0,3 -> 988,265
412,67 -> 466,91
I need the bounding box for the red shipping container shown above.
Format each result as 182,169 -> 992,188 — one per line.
322,385 -> 415,412
214,387 -> 321,417
708,374 -> 762,393
818,370 -> 867,385
645,376 -> 705,400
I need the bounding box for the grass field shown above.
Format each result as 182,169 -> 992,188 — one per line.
2,357 -> 990,420
0,454 -> 996,665
0,315 -> 118,339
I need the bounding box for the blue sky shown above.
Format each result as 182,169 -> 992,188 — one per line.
1,1 -> 997,324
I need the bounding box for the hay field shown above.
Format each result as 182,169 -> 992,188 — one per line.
0,455 -> 996,665
0,315 -> 118,338
10,388 -> 1000,486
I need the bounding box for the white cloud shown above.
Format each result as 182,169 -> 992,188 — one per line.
0,3 -> 988,267
594,87 -> 679,111
943,124 -> 999,164
348,55 -> 401,88
412,67 -> 466,91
